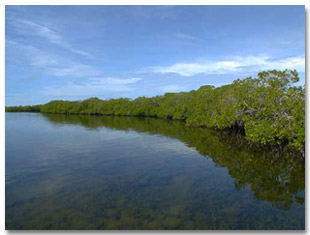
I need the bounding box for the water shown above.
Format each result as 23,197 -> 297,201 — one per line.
5,112 -> 305,230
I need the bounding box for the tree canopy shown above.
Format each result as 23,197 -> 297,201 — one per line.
6,69 -> 305,150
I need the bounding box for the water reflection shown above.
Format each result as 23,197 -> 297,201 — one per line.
5,113 -> 305,229
43,114 -> 305,211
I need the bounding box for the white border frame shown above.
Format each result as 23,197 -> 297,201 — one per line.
1,1 -> 308,235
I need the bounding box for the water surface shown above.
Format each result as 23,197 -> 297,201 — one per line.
5,112 -> 305,229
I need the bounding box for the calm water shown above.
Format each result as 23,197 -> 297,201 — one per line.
5,112 -> 305,230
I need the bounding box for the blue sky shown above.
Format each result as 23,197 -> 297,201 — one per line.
5,5 -> 305,106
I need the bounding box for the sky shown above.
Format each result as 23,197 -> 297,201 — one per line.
5,5 -> 305,106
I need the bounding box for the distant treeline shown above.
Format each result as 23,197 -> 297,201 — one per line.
6,105 -> 41,112
6,70 -> 305,150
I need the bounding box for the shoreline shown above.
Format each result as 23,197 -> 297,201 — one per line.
6,111 -> 305,155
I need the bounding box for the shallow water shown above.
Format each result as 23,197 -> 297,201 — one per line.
5,112 -> 305,230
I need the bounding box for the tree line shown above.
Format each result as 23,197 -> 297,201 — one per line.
6,70 -> 305,150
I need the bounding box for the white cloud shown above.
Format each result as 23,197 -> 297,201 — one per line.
266,57 -> 305,71
147,55 -> 305,77
17,19 -> 62,43
65,47 -> 94,58
46,64 -> 100,77
7,41 -> 100,78
176,33 -> 197,40
100,77 -> 143,85
43,77 -> 142,97
15,19 -> 94,58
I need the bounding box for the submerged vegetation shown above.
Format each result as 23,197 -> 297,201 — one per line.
44,113 -> 305,211
6,70 -> 305,150
6,113 -> 305,229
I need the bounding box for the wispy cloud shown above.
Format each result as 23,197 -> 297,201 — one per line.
43,77 -> 143,97
46,64 -> 100,77
99,77 -> 143,85
146,55 -> 305,77
7,40 -> 100,78
17,19 -> 61,43
176,33 -> 197,40
14,19 -> 94,58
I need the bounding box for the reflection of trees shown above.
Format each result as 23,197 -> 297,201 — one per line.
43,114 -> 305,210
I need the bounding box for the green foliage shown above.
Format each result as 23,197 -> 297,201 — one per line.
5,105 -> 42,112
5,69 -> 305,150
